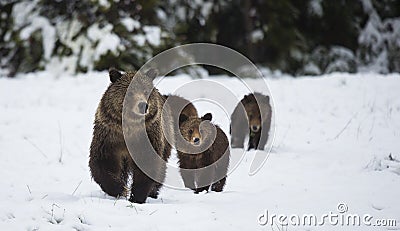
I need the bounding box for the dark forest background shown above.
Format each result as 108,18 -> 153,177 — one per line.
1,0 -> 399,77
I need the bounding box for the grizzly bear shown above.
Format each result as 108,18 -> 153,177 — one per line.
89,68 -> 173,204
177,113 -> 230,193
230,92 -> 272,150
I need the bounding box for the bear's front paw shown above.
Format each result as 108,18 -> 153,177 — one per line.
148,191 -> 159,199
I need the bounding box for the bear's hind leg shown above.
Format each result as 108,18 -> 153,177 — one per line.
257,127 -> 268,150
148,147 -> 170,199
90,157 -> 128,198
148,163 -> 167,199
129,169 -> 155,204
211,157 -> 228,192
148,183 -> 161,199
194,186 -> 209,194
231,130 -> 246,149
211,177 -> 226,192
194,165 -> 215,193
248,136 -> 255,150
180,169 -> 196,191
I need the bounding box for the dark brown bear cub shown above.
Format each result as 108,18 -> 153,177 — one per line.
230,92 -> 272,150
89,68 -> 172,204
178,113 -> 230,193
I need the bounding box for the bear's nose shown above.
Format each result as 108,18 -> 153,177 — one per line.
193,137 -> 200,145
138,102 -> 148,114
251,125 -> 260,132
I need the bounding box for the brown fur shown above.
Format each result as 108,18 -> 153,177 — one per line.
89,68 -> 172,204
177,113 -> 230,193
165,95 -> 198,122
230,92 -> 272,150
164,95 -> 198,147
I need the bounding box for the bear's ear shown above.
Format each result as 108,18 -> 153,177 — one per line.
146,68 -> 158,80
179,114 -> 189,126
243,94 -> 251,103
263,95 -> 270,104
109,68 -> 122,83
201,113 -> 212,121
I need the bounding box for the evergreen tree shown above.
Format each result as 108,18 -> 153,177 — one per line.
1,0 -> 399,77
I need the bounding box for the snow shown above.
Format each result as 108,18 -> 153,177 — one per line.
46,25 -> 92,74
308,0 -> 323,17
121,18 -> 141,32
11,1 -> 37,28
131,26 -> 162,48
132,34 -> 146,46
19,16 -> 56,61
0,71 -> 400,230
13,1 -> 56,61
303,62 -> 321,75
358,13 -> 383,54
200,2 -> 213,19
360,0 -> 374,14
87,23 -> 123,62
95,33 -> 122,61
46,56 -> 78,77
251,29 -> 264,43
98,0 -> 111,9
176,6 -> 187,21
325,46 -> 356,73
357,3 -> 400,73
156,9 -> 168,22
143,26 -> 161,47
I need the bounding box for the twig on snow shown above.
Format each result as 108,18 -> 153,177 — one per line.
23,136 -> 48,158
331,112 -> 358,140
72,180 -> 82,196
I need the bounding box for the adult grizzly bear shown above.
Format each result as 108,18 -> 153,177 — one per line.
230,92 -> 272,150
89,68 -> 172,204
178,113 -> 230,193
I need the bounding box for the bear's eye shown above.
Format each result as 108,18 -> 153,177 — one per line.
189,129 -> 193,135
248,113 -> 253,119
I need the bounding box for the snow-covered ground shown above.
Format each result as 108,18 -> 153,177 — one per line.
0,71 -> 399,230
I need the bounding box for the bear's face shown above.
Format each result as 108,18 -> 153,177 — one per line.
179,113 -> 213,146
242,93 -> 270,133
245,102 -> 261,133
107,68 -> 160,123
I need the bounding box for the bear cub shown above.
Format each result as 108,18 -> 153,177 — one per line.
178,113 -> 230,193
230,92 -> 272,150
89,68 -> 172,204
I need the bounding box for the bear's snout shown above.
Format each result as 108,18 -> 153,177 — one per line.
193,137 -> 200,145
251,125 -> 260,132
